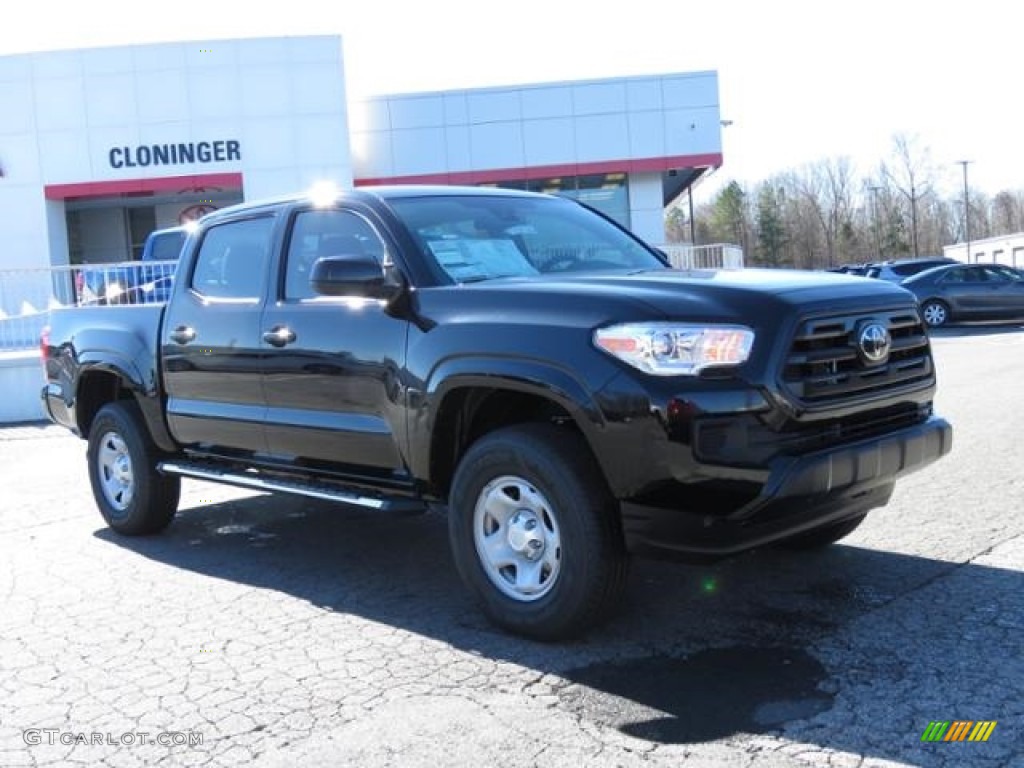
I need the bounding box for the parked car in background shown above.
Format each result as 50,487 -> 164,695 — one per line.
901,263 -> 1024,327
864,257 -> 958,283
135,225 -> 189,303
140,225 -> 189,264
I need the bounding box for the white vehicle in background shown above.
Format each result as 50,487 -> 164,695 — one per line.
864,257 -> 958,283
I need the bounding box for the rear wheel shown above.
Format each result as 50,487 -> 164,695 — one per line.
778,514 -> 866,550
921,299 -> 950,328
87,400 -> 180,535
448,423 -> 628,640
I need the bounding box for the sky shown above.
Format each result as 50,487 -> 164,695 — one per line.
2,0 -> 1019,204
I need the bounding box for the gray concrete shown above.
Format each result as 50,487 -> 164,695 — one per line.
2,324 -> 1022,767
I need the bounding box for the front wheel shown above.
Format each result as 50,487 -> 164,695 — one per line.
87,400 -> 180,535
921,299 -> 950,328
448,423 -> 628,640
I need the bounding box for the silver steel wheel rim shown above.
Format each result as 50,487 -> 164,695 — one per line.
97,431 -> 134,513
923,303 -> 946,326
473,475 -> 562,602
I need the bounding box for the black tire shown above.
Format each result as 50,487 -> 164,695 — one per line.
448,423 -> 628,640
778,513 -> 866,550
921,299 -> 950,328
87,400 -> 180,535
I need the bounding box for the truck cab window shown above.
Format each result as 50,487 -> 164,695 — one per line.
190,217 -> 274,300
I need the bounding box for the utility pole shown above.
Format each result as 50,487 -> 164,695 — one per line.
910,182 -> 919,258
957,160 -> 972,262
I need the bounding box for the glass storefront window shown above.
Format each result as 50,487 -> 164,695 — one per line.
483,173 -> 631,229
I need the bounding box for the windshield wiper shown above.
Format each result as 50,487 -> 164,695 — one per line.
458,273 -> 522,284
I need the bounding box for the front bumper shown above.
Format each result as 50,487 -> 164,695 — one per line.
621,415 -> 952,559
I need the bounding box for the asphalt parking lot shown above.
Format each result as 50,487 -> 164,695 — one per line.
2,324 -> 1022,768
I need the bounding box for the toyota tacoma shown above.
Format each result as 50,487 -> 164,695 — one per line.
41,186 -> 952,639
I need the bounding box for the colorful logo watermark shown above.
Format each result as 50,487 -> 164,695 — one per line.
921,721 -> 996,742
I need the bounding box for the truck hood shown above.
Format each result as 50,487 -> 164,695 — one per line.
436,268 -> 916,325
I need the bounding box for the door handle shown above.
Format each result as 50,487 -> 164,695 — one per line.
262,326 -> 297,347
169,326 -> 196,345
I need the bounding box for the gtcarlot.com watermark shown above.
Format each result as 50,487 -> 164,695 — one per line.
24,729 -> 203,747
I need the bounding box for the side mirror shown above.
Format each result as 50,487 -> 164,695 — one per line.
310,254 -> 402,300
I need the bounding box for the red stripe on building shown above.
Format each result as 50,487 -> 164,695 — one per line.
354,154 -> 723,187
44,173 -> 244,200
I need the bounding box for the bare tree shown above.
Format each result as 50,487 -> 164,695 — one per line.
882,133 -> 936,258
970,190 -> 993,240
773,174 -> 824,269
991,190 -> 1024,235
690,138 -> 1024,267
791,158 -> 855,268
920,196 -> 958,256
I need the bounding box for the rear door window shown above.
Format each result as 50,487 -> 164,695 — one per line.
981,265 -> 1019,283
190,218 -> 275,300
938,268 -> 967,284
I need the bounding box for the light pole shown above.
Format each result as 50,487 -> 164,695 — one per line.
867,185 -> 883,260
688,186 -> 696,245
957,160 -> 972,262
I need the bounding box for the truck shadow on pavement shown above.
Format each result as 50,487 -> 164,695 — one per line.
96,492 -> 1022,765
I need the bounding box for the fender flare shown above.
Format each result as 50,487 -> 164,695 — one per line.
411,355 -> 608,482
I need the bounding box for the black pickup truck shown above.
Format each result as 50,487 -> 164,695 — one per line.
41,186 -> 952,639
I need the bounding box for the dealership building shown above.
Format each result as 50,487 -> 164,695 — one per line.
0,34 -> 724,420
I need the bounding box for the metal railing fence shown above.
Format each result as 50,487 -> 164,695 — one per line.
657,243 -> 745,270
0,261 -> 177,350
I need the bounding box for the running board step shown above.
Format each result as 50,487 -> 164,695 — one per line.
158,460 -> 425,515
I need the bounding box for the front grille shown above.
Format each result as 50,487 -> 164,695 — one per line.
782,310 -> 933,403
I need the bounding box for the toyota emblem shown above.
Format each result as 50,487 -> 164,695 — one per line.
858,322 -> 891,365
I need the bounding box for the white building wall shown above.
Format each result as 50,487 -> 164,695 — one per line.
0,353 -> 46,423
0,62 -> 49,270
44,201 -> 70,269
0,35 -> 353,271
0,185 -> 48,270
350,72 -> 721,181
944,233 -> 1024,266
627,172 -> 667,245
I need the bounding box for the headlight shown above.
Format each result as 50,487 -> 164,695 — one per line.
594,323 -> 754,376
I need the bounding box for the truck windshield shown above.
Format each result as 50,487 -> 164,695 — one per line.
387,194 -> 666,283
